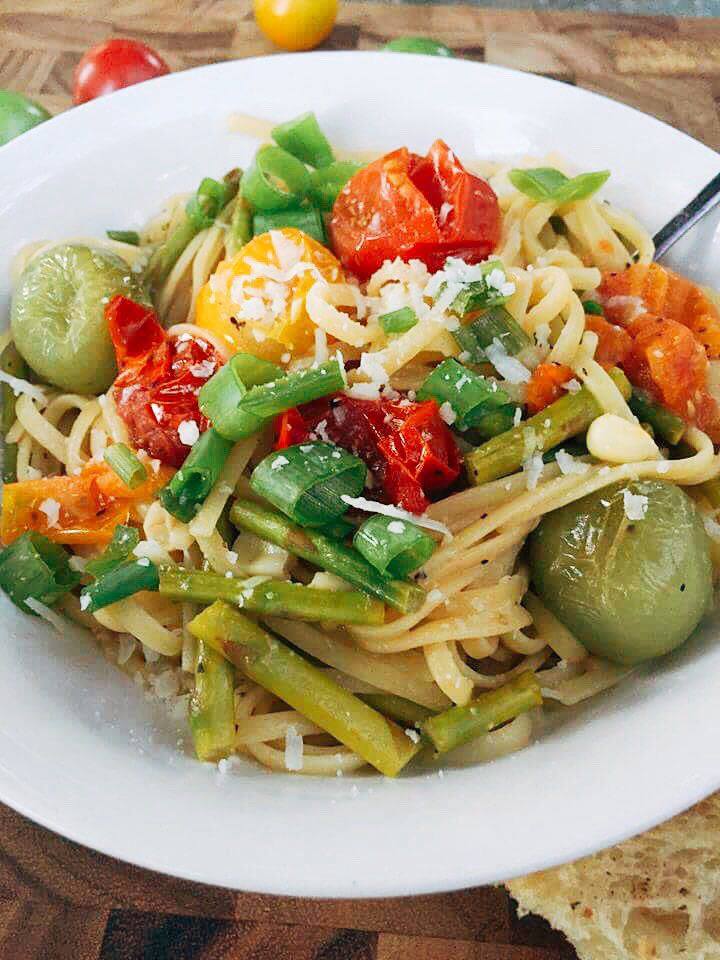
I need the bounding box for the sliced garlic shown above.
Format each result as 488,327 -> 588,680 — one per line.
586,413 -> 659,464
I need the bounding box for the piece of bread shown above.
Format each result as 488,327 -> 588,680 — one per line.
507,791 -> 720,959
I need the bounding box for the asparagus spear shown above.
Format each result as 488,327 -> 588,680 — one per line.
466,367 -> 631,486
226,193 -> 253,256
188,601 -> 421,776
1,342 -> 28,483
229,499 -> 425,614
359,693 -> 433,729
189,639 -> 236,762
628,388 -> 685,446
421,672 -> 542,753
159,566 -> 385,626
147,170 -> 240,292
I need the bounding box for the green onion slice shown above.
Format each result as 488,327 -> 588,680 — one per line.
103,443 -> 147,490
583,299 -> 604,316
379,306 -> 418,335
453,305 -> 532,360
204,359 -> 345,442
508,167 -> 610,205
0,532 -> 80,613
160,428 -> 234,523
272,112 -> 335,169
199,353 -> 283,440
241,145 -> 311,213
251,442 -> 366,528
353,515 -> 436,578
85,524 -> 140,578
253,206 -> 325,244
80,558 -> 159,613
418,358 -> 511,431
309,161 -> 363,210
186,177 -> 233,230
106,230 -> 140,245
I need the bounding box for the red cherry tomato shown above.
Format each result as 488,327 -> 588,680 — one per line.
107,296 -> 224,467
330,140 -> 501,280
73,39 -> 170,105
274,395 -> 461,513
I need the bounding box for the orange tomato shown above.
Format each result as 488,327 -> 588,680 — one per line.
525,363 -> 574,414
584,314 -> 632,370
1,462 -> 173,546
195,227 -> 345,363
254,0 -> 338,52
600,262 -> 720,359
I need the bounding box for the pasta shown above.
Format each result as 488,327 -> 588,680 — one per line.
2,111 -> 720,780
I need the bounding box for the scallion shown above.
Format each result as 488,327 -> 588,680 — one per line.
418,358 -> 511,431
379,306 -> 418,336
251,442 -> 366,528
309,161 -> 363,210
272,112 -> 334,169
85,524 -> 140,578
453,305 -> 532,360
160,428 -> 234,523
205,359 -> 346,442
106,230 -> 140,245
253,206 -> 325,244
186,176 -> 234,230
0,532 -> 80,614
199,353 -> 283,440
353,515 -> 436,578
583,299 -> 604,316
240,145 -> 310,213
80,559 -> 159,613
103,443 -> 147,489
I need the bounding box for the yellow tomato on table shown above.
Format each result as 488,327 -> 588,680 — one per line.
195,228 -> 345,363
254,0 -> 338,52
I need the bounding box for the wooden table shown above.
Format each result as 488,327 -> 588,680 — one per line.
1,3 -> 718,957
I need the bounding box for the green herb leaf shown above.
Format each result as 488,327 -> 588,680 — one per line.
508,167 -> 610,205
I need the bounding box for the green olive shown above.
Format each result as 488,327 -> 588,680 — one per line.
10,244 -> 146,395
528,479 -> 712,665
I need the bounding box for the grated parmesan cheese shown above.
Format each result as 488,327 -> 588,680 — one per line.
522,453 -> 544,490
38,498 -> 60,528
177,420 -> 200,446
485,338 -> 531,384
562,379 -> 582,394
271,455 -> 289,471
284,725 -> 304,771
555,449 -> 590,475
438,401 -> 456,425
387,520 -> 406,534
623,490 -> 649,521
340,494 -> 452,539
0,369 -> 47,404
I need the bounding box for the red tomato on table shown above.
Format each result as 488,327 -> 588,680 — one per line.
107,296 -> 224,467
329,140 -> 501,280
275,395 -> 461,513
73,39 -> 170,105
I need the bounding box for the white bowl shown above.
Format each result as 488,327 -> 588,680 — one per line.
1,52 -> 720,898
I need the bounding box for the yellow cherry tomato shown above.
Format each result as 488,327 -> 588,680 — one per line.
254,0 -> 338,52
195,228 -> 345,363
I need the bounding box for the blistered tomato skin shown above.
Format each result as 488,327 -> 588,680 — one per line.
529,479 -> 712,666
10,245 -> 146,395
108,296 -> 223,467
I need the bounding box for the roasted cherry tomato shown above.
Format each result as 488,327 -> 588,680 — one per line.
107,296 -> 224,467
0,462 -> 172,546
254,0 -> 338,51
73,39 -> 170,105
275,395 -> 461,513
525,363 -> 574,415
330,140 -> 501,280
0,90 -> 50,146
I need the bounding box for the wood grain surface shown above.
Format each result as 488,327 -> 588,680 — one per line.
0,2 -> 718,957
